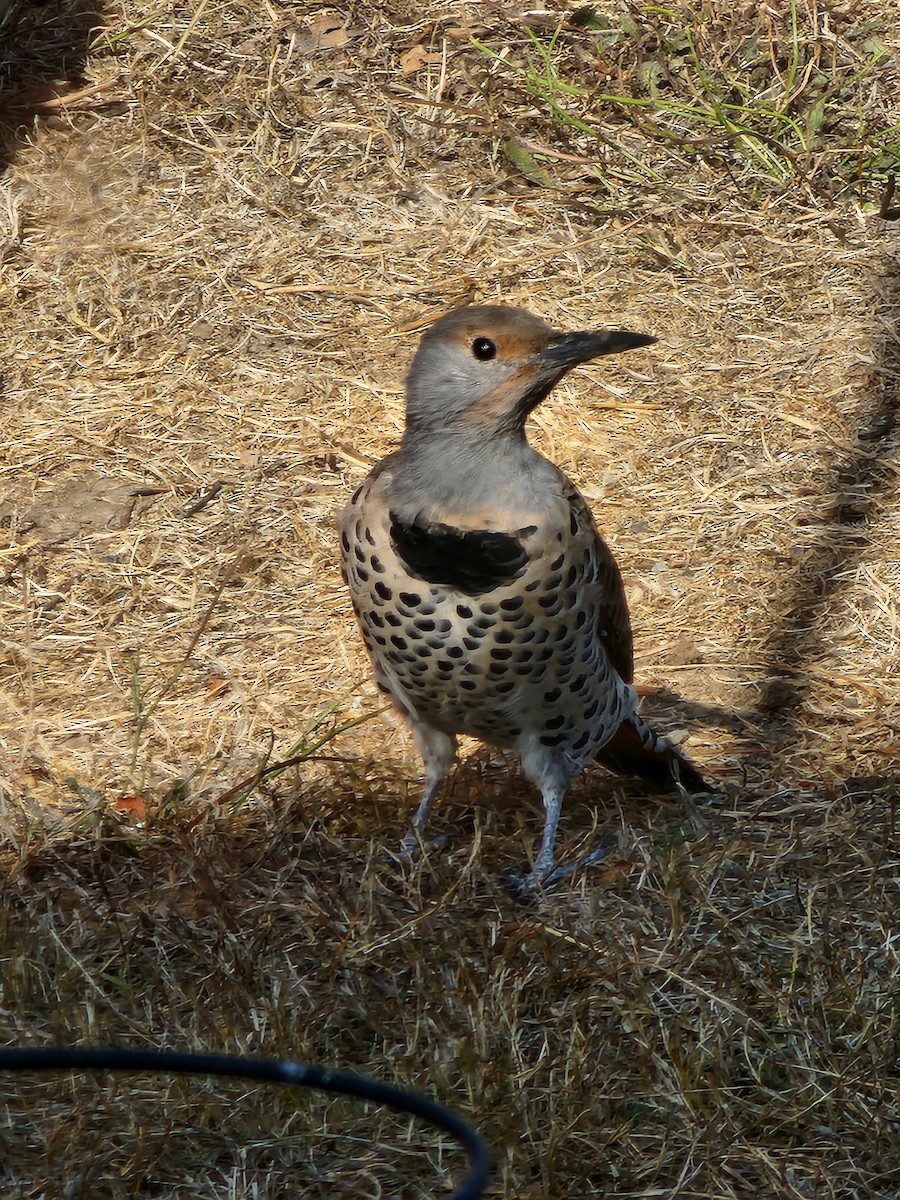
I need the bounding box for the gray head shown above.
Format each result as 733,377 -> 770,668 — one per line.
403,304 -> 656,439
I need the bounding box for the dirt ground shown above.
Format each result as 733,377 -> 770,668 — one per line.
1,1 -> 899,1197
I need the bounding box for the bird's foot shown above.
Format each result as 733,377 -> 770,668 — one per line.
504,839 -> 611,899
399,829 -> 420,859
399,828 -> 450,859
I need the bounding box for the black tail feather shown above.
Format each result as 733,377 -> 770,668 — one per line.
596,716 -> 712,794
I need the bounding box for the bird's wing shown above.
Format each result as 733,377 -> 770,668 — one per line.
564,484 -> 634,685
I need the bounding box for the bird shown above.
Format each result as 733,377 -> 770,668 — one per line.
338,304 -> 711,888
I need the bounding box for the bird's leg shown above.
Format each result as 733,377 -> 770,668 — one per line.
400,721 -> 457,857
532,783 -> 565,881
515,738 -> 576,887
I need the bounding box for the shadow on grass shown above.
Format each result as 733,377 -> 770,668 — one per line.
0,0 -> 104,173
753,239 -> 900,786
635,235 -> 900,802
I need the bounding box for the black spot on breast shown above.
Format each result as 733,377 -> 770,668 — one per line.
390,511 -> 529,595
356,566 -> 370,582
399,591 -> 422,607
499,596 -> 523,613
565,564 -> 578,587
459,680 -> 477,691
494,681 -> 516,694
550,554 -> 565,572
385,612 -> 402,628
544,715 -> 566,730
365,526 -> 377,545
489,647 -> 513,662
456,604 -> 473,619
374,581 -> 392,601
572,730 -> 591,752
570,510 -> 579,536
446,646 -> 464,659
370,556 -> 387,575
425,636 -> 445,649
354,545 -> 366,563
538,593 -> 561,611
415,618 -> 436,633
584,699 -> 600,720
540,733 -> 567,747
390,635 -> 408,650
470,615 -> 496,632
463,636 -> 479,651
351,484 -> 365,504
544,687 -> 562,703
494,629 -> 515,645
341,531 -> 350,553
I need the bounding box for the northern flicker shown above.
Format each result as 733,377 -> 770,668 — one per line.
338,305 -> 710,888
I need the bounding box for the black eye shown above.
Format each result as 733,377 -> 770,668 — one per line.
472,337 -> 497,361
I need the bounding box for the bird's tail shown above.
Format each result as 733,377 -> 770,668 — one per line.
595,714 -> 712,794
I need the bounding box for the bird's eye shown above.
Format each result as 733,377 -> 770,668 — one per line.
472,337 -> 497,361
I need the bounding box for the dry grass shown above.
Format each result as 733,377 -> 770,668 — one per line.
1,0 -> 899,1196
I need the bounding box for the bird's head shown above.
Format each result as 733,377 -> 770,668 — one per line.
403,304 -> 656,439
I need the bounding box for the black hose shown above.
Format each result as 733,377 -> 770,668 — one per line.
0,1046 -> 490,1200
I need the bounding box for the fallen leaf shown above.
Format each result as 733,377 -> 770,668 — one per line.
297,13 -> 351,54
113,795 -> 157,823
598,860 -> 634,884
399,44 -> 442,75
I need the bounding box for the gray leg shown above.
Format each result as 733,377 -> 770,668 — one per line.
516,738 -> 575,885
532,782 -> 565,880
400,720 -> 457,856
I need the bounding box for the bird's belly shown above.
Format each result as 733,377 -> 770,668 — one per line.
360,584 -> 626,760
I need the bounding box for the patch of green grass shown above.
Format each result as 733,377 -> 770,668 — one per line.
474,2 -> 900,205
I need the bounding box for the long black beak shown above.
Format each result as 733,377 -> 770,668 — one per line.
540,329 -> 657,370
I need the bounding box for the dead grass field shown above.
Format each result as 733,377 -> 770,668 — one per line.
1,1 -> 899,1196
